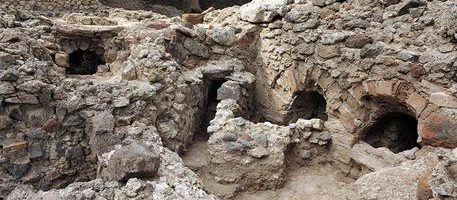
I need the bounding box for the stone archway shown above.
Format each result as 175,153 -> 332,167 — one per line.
284,90 -> 327,124
359,111 -> 420,153
352,92 -> 421,152
346,80 -> 457,149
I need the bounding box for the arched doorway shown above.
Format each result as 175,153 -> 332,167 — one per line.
357,95 -> 421,153
360,112 -> 420,153
284,91 -> 327,124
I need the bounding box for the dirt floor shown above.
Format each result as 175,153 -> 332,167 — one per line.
235,163 -> 357,200
182,136 -> 357,200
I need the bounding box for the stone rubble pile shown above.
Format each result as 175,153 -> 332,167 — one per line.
207,98 -> 330,191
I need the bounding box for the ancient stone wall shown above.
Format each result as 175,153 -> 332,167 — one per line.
175,0 -> 457,171
0,0 -> 103,13
0,12 -> 206,196
100,0 -> 251,11
0,0 -> 252,15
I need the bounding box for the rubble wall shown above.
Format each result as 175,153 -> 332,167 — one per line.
174,0 -> 457,167
0,12 -> 205,195
0,0 -> 104,12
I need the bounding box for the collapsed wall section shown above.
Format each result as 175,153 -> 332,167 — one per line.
0,13 -> 205,197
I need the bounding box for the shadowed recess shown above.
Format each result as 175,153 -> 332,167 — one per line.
285,91 -> 327,124
66,50 -> 105,75
361,112 -> 420,153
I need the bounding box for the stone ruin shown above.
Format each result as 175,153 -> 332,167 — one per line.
0,0 -> 457,199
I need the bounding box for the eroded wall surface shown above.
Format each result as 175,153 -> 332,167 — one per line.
0,0 -> 103,12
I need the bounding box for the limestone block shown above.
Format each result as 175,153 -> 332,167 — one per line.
103,142 -> 161,182
406,92 -> 427,115
376,80 -> 395,96
351,142 -> 407,172
182,13 -> 204,25
206,26 -> 236,46
430,92 -> 457,108
316,44 -> 341,59
0,82 -> 15,95
239,0 -> 291,23
55,52 -> 69,68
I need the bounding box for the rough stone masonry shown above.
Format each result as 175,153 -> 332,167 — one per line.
0,0 -> 457,199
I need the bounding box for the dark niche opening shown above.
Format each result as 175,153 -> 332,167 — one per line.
361,112 -> 420,153
66,50 -> 105,75
200,79 -> 226,135
285,91 -> 327,124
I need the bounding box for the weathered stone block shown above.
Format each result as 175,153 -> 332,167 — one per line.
344,35 -> 373,49
349,83 -> 366,100
5,93 -> 39,104
406,92 -> 427,115
376,81 -> 394,96
206,26 -> 236,46
363,80 -> 377,95
182,13 -> 204,25
316,44 -> 341,59
240,0 -> 290,23
338,104 -> 357,133
3,141 -> 28,153
55,52 -> 69,68
183,37 -> 210,58
351,142 -> 407,171
0,115 -> 12,130
360,44 -> 382,58
0,82 -> 15,95
418,111 -> 457,148
88,111 -> 118,154
217,81 -> 242,101
103,142 -> 161,182
430,92 -> 457,108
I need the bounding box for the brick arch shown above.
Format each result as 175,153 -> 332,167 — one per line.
362,81 -> 427,116
347,80 -> 457,148
265,65 -> 330,124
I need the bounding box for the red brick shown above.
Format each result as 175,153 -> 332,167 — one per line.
419,112 -> 457,148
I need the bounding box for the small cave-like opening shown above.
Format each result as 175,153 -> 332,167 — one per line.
285,91 -> 327,124
200,79 -> 226,137
66,49 -> 105,75
361,112 -> 420,153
